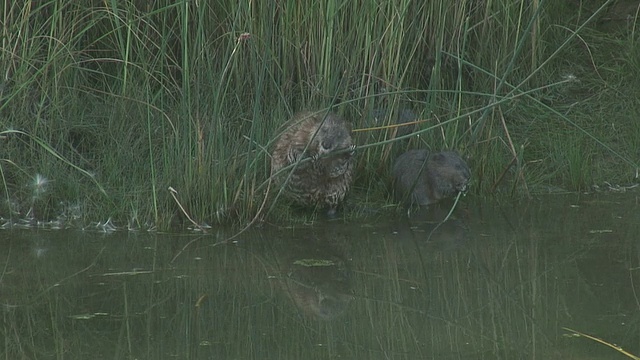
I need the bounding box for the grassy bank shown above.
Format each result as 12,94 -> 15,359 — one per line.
1,0 -> 638,229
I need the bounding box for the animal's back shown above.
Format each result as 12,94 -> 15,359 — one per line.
392,149 -> 470,206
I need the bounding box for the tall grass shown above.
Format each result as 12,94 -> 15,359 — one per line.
0,0 -> 638,228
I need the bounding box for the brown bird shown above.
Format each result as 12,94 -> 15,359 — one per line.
271,111 -> 356,217
392,149 -> 470,206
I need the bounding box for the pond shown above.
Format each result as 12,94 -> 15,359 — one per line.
1,193 -> 639,359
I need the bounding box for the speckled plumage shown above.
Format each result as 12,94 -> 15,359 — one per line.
271,111 -> 355,215
392,149 -> 470,206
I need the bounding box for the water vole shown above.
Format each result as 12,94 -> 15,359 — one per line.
271,111 -> 356,216
392,149 -> 470,206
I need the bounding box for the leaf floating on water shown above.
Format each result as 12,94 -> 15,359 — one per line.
588,229 -> 613,234
195,294 -> 207,308
69,314 -> 95,320
293,259 -> 336,267
562,327 -> 640,360
69,313 -> 107,320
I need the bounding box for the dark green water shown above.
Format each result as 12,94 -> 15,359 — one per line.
1,193 -> 639,359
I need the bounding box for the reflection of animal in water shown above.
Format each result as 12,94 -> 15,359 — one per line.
284,256 -> 353,320
392,149 -> 470,206
271,111 -> 356,216
398,209 -> 470,251
266,233 -> 353,320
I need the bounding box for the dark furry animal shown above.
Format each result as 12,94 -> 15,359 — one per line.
392,149 -> 470,206
271,111 -> 356,216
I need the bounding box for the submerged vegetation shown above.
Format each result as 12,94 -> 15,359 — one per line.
0,0 -> 638,228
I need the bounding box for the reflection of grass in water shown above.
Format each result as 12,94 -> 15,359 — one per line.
563,327 -> 640,360
2,203 -> 639,358
348,198 -> 640,359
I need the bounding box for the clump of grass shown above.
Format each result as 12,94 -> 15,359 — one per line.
1,0 -> 638,228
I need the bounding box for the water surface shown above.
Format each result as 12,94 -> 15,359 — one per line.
2,193 -> 639,359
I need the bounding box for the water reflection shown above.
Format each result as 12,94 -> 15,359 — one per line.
1,193 -> 639,359
267,234 -> 353,320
